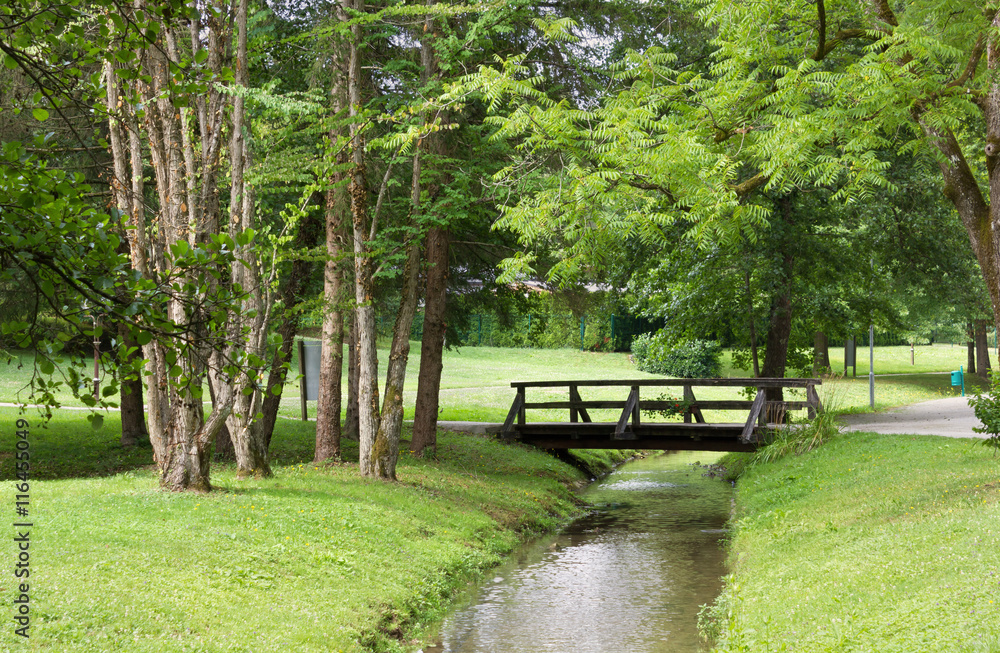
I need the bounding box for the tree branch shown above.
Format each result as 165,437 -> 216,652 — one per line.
731,173 -> 768,197
813,0 -> 827,62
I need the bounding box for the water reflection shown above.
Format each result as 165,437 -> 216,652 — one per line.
423,452 -> 731,653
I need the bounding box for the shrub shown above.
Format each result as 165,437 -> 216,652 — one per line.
631,332 -> 722,378
968,371 -> 1000,455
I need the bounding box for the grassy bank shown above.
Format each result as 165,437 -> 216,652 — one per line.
0,408 -> 632,652
706,432 -> 1000,652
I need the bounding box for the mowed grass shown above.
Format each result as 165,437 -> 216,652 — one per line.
2,343 -> 982,425
707,432 -> 1000,652
0,407 -> 636,653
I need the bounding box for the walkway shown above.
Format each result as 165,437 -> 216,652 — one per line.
838,397 -> 986,439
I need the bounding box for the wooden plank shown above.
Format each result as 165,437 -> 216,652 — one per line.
806,382 -> 822,419
569,384 -> 578,423
615,387 -> 639,440
502,391 -> 524,439
517,435 -> 757,452
741,390 -> 765,442
632,385 -> 641,428
572,386 -> 592,422
514,418 -> 780,434
511,378 -> 821,389
517,387 -> 526,428
522,399 -> 815,411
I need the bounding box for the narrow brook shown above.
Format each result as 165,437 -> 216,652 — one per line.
422,451 -> 732,653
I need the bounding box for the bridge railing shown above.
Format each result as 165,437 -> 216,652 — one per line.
502,378 -> 822,443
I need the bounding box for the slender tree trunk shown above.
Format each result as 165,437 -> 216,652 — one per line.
761,288 -> 792,395
260,248 -> 316,449
968,321 -> 977,375
760,198 -> 795,416
410,3 -> 447,457
344,314 -> 360,440
339,0 -> 385,477
412,227 -> 449,455
223,0 -> 273,480
316,179 -> 349,462
209,376 -> 235,461
374,236 -> 423,479
315,26 -> 351,463
119,325 -> 148,447
812,331 -> 830,375
976,319 -> 991,378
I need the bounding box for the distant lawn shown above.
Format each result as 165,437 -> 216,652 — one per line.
2,342 -> 984,425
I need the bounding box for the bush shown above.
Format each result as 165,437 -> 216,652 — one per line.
968,371 -> 1000,455
631,332 -> 722,377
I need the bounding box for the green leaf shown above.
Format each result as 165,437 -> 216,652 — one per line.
32,108 -> 49,122
171,240 -> 190,258
88,413 -> 104,430
39,359 -> 55,375
136,330 -> 152,346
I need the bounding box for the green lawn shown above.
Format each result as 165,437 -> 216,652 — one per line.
706,431 -> 1000,652
2,343 -> 983,425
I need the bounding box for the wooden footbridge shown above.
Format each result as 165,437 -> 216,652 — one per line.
501,378 -> 822,452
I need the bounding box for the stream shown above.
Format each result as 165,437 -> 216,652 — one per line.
421,451 -> 733,653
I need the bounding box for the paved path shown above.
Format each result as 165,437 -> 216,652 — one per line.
838,396 -> 987,439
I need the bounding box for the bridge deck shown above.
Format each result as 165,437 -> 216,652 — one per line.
501,378 -> 822,452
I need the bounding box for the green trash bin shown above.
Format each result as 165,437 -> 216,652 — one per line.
951,366 -> 965,396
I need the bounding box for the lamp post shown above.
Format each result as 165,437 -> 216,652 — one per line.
869,324 -> 874,409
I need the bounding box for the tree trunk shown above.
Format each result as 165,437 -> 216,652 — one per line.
208,375 -> 234,461
761,288 -> 792,404
976,319 -> 991,378
316,179 -> 349,462
412,227 -> 449,456
374,236 -> 423,479
409,5 -> 447,458
344,313 -> 360,440
340,0 -> 385,477
223,0 -> 273,481
118,319 -> 148,448
968,321 -> 977,375
315,27 -> 351,463
372,142 -> 427,476
812,331 -> 830,375
760,198 -> 795,419
259,254 -> 313,450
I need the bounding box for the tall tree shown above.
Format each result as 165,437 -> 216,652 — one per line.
104,0 -> 278,489
314,17 -> 351,464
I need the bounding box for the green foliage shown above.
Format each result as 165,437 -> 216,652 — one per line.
968,372 -> 1000,455
752,410 -> 842,466
632,332 -> 722,378
642,392 -> 691,420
